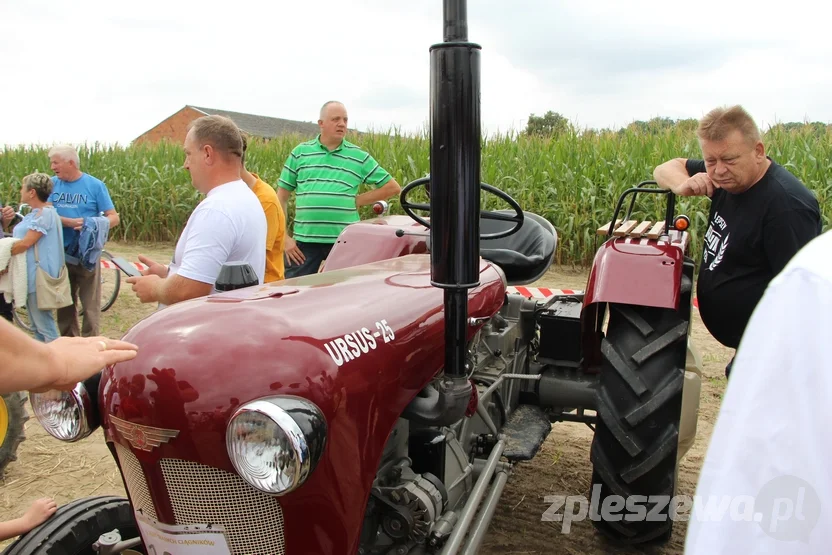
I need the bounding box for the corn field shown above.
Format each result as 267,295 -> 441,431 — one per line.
2,125 -> 830,267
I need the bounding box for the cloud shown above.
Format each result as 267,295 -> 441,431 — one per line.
0,0 -> 830,146
466,0 -> 832,128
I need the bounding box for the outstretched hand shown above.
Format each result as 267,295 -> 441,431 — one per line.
34,336 -> 139,392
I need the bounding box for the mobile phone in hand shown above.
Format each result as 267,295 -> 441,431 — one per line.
110,256 -> 143,278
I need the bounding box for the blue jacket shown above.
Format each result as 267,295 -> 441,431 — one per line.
65,216 -> 110,271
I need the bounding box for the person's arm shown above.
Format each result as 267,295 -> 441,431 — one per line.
96,180 -> 119,228
262,200 -> 280,254
126,208 -> 233,305
126,272 -> 212,305
357,157 -> 401,208
60,216 -> 84,230
357,178 -> 402,207
277,175 -> 304,266
103,208 -> 120,229
10,209 -> 50,255
0,318 -> 138,394
653,158 -> 715,197
0,498 -> 57,541
9,230 -> 42,255
653,158 -> 690,191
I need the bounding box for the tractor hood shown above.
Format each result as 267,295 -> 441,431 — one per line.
99,254 -> 506,553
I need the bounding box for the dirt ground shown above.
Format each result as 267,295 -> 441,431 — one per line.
0,241 -> 731,553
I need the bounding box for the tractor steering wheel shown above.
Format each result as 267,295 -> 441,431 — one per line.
399,177 -> 524,240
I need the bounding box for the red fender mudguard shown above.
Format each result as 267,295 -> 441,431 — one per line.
583,237 -> 685,311
323,216 -> 429,272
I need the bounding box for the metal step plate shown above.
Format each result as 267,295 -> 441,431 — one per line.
502,404 -> 552,462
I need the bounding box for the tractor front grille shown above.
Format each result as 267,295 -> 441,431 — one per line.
160,458 -> 286,555
114,443 -> 158,520
114,443 -> 286,554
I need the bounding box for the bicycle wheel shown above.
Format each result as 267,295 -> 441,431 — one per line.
100,251 -> 121,312
77,251 -> 121,315
12,305 -> 34,334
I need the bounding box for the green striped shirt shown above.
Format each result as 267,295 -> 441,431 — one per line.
278,135 -> 392,243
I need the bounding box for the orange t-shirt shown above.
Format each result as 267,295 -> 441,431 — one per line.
251,173 -> 286,282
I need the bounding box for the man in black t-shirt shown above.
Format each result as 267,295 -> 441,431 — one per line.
654,105 -> 821,376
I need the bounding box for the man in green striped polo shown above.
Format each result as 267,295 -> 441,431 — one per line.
277,101 -> 401,277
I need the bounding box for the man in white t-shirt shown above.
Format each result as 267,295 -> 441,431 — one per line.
684,230 -> 832,554
126,116 -> 266,306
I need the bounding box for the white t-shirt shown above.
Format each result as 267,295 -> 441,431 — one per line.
685,230 -> 832,554
168,179 -> 266,293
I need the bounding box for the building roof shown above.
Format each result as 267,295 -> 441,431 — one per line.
190,106 -> 321,139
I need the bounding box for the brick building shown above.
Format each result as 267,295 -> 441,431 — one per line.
133,106 -> 322,145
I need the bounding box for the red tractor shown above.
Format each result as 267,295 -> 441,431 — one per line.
8,1 -> 701,553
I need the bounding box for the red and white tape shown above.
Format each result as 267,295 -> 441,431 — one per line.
506,286 -> 700,308
100,259 -> 148,272
506,286 -> 581,298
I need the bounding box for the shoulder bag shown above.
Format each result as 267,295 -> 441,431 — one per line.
33,209 -> 72,310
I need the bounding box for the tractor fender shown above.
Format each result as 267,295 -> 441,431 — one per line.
323,216 -> 429,272
584,238 -> 685,311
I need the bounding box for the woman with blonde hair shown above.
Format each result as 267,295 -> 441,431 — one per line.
9,173 -> 66,342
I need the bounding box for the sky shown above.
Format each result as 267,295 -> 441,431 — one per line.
1,0 -> 830,147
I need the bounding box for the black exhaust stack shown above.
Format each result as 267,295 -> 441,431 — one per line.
403,0 -> 482,427
404,0 -> 481,426
401,0 -> 480,426
431,0 -> 481,381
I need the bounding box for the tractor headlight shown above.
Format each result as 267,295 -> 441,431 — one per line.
30,382 -> 96,442
226,396 -> 327,495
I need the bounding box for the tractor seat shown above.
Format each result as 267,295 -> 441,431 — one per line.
480,211 -> 557,285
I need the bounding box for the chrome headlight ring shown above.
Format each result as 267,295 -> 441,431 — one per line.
226,396 -> 327,495
30,381 -> 97,442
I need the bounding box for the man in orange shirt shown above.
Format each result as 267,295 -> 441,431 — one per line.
241,136 -> 286,282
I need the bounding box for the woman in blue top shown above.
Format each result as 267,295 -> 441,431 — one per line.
10,173 -> 66,342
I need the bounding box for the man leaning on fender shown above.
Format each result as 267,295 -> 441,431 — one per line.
653,105 -> 821,377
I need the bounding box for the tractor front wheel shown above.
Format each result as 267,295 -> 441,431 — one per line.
1,496 -> 143,555
0,392 -> 28,478
590,303 -> 687,544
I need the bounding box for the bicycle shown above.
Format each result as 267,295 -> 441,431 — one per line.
1,203 -> 121,334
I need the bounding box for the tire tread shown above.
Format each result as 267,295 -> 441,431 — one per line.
590,303 -> 687,545
1,495 -> 138,555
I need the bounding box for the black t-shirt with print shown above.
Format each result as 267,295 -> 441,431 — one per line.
687,158 -> 821,348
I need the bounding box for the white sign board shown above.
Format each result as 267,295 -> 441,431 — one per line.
135,512 -> 232,555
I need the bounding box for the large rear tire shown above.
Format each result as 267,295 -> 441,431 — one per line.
1,496 -> 143,555
0,392 -> 28,477
589,303 -> 687,544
